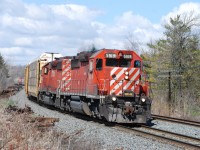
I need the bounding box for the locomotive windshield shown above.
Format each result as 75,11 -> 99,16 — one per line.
106,59 -> 131,67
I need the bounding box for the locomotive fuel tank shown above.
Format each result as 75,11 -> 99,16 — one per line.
69,96 -> 92,115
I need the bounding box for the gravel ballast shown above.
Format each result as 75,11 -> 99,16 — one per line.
151,120 -> 200,139
10,90 -> 184,150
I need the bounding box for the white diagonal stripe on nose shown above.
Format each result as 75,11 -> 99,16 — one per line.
111,68 -> 127,94
122,68 -> 135,91
131,71 -> 140,91
130,69 -> 140,81
115,68 -> 127,79
110,67 -> 119,76
110,79 -> 115,86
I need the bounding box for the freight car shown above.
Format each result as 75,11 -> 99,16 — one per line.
25,52 -> 63,98
25,49 -> 151,124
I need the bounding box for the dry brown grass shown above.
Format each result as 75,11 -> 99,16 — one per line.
0,99 -> 102,150
0,109 -> 67,149
151,90 -> 200,121
151,91 -> 171,116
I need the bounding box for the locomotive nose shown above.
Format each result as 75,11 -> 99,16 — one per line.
109,68 -> 140,96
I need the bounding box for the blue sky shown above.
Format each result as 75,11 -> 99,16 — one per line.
0,0 -> 200,65
24,0 -> 200,23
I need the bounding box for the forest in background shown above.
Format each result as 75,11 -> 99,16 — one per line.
141,13 -> 200,119
0,54 -> 25,93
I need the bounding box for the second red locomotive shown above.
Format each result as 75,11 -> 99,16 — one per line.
36,49 -> 151,124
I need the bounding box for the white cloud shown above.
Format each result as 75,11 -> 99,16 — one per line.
14,37 -> 32,46
50,4 -> 102,21
162,2 -> 200,24
91,11 -> 162,51
1,0 -> 199,65
0,0 -> 102,65
25,4 -> 49,20
0,47 -> 23,56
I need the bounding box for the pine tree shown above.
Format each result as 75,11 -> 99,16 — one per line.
0,53 -> 8,76
0,53 -> 4,68
0,53 -> 8,92
147,14 -> 200,115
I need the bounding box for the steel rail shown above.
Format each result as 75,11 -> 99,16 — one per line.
152,114 -> 200,128
141,125 -> 200,143
115,125 -> 200,150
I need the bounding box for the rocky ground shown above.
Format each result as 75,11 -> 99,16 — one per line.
1,90 -> 186,150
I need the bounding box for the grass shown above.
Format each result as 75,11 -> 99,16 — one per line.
151,92 -> 171,116
0,101 -> 103,150
189,105 -> 200,117
151,91 -> 200,121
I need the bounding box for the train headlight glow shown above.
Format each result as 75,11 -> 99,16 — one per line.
112,97 -> 117,101
141,98 -> 146,102
124,76 -> 129,80
125,71 -> 129,75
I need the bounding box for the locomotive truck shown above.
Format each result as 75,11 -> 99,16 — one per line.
25,49 -> 151,124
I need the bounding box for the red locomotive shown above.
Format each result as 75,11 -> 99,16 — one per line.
34,49 -> 151,124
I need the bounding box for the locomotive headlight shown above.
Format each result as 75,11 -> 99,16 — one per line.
112,97 -> 117,101
141,98 -> 146,102
125,71 -> 129,75
124,75 -> 129,80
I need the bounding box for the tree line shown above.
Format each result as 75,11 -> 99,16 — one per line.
0,53 -> 8,92
141,13 -> 200,117
0,54 -> 25,93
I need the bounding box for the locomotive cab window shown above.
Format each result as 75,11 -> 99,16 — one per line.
119,59 -> 131,67
96,59 -> 102,71
134,60 -> 141,68
106,59 -> 131,67
106,59 -> 118,66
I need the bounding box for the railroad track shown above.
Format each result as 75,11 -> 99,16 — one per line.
152,114 -> 200,128
115,124 -> 200,150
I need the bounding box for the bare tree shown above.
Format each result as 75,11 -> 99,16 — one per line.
124,32 -> 140,53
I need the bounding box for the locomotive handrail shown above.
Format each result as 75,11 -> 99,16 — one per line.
60,79 -> 87,96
